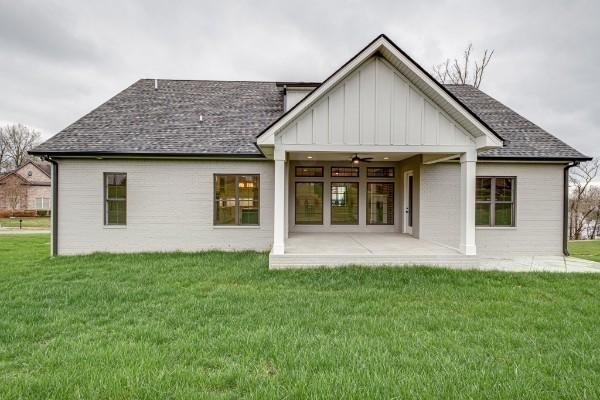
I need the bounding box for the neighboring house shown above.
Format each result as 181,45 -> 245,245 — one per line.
0,161 -> 52,211
30,35 -> 590,267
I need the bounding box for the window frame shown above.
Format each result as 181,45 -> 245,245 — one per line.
213,174 -> 260,226
294,181 -> 324,225
476,176 -> 516,227
366,181 -> 395,226
330,182 -> 359,225
103,172 -> 127,226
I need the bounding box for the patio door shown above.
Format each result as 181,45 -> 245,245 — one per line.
403,171 -> 413,235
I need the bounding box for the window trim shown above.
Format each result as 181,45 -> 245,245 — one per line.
103,172 -> 127,226
295,181 -> 324,225
366,181 -> 395,225
213,174 -> 260,226
330,182 -> 359,225
476,176 -> 516,227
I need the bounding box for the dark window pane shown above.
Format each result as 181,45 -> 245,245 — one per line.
495,178 -> 513,202
215,175 -> 237,225
331,167 -> 359,177
105,173 -> 126,225
367,183 -> 394,225
495,203 -> 513,226
295,182 -> 323,224
107,200 -> 126,225
476,203 -> 491,226
331,182 -> 358,224
238,175 -> 259,225
367,167 -> 395,177
476,178 -> 492,201
295,167 -> 323,177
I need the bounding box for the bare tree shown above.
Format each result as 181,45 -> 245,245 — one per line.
433,43 -> 494,88
569,158 -> 600,240
0,129 -> 7,172
0,124 -> 41,169
1,176 -> 27,214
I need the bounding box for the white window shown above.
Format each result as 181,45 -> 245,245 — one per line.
35,197 -> 50,209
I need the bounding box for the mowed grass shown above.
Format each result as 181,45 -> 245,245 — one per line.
0,216 -> 50,228
1,235 -> 600,399
570,240 -> 600,262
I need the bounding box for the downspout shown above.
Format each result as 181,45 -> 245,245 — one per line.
43,156 -> 58,256
563,161 -> 579,256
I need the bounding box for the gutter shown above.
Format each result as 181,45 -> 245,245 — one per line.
563,161 -> 579,256
42,156 -> 58,256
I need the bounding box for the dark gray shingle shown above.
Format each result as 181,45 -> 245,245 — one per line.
31,79 -> 589,160
445,84 -> 588,159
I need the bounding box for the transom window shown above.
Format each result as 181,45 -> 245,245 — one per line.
367,167 -> 395,177
476,177 -> 516,227
214,175 -> 259,225
331,167 -> 359,177
295,167 -> 323,177
331,182 -> 359,224
104,173 -> 127,225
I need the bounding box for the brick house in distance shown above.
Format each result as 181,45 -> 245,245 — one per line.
0,161 -> 52,213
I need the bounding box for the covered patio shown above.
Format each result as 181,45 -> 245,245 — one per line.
270,232 -> 478,268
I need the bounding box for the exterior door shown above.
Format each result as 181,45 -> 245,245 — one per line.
403,171 -> 413,234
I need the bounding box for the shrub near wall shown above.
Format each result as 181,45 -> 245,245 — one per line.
0,209 -> 41,217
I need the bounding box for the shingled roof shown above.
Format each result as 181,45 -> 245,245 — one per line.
30,79 -> 589,160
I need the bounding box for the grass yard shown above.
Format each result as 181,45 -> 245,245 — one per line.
1,234 -> 600,399
569,240 -> 600,262
0,216 -> 50,229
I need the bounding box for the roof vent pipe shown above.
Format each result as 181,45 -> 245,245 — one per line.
154,79 -> 158,90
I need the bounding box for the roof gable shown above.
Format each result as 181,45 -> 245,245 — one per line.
257,34 -> 503,151
276,56 -> 475,147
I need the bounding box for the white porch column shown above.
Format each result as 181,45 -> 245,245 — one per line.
459,151 -> 477,255
272,149 -> 286,255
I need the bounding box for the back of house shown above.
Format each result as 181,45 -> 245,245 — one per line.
30,34 -> 590,268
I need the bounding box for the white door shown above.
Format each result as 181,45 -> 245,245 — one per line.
403,171 -> 414,235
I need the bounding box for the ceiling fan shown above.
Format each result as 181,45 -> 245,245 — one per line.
350,153 -> 373,164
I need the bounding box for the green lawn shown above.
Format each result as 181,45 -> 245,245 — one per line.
1,234 -> 600,399
569,240 -> 600,262
0,216 -> 50,228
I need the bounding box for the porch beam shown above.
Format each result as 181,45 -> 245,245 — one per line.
278,144 -> 475,154
272,149 -> 286,255
422,153 -> 459,164
459,151 -> 477,255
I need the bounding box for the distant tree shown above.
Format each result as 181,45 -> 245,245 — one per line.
0,129 -> 7,171
2,176 -> 27,214
569,158 -> 600,240
433,43 -> 494,88
0,124 -> 41,169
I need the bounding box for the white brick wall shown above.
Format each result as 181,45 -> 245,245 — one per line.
420,162 -> 565,256
57,159 -> 274,255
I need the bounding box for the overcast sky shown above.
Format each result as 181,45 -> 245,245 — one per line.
0,0 -> 598,157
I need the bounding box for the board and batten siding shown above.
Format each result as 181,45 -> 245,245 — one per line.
56,159 -> 274,255
277,57 -> 475,147
419,162 -> 565,256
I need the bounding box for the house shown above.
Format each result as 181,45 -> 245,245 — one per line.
29,34 -> 590,268
0,160 -> 52,213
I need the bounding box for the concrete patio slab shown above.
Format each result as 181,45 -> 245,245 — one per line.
272,232 -> 600,272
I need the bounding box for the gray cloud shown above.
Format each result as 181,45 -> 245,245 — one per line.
0,0 -> 598,156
